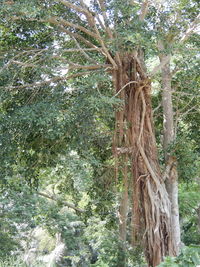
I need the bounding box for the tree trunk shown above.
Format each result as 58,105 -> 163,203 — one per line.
159,45 -> 181,255
118,156 -> 129,267
118,154 -> 129,243
112,52 -> 175,266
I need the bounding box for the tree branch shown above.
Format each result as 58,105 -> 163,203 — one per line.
180,14 -> 200,43
139,0 -> 149,21
61,47 -> 101,53
38,192 -> 85,213
152,13 -> 200,78
10,60 -> 36,68
45,54 -> 111,69
58,25 -> 98,49
59,0 -> 97,30
10,15 -> 98,50
72,37 -> 99,64
97,0 -> 113,38
2,71 -> 96,90
91,21 -> 117,69
58,0 -> 90,16
79,0 -> 99,30
95,14 -> 107,31
0,49 -> 47,74
150,54 -> 171,77
48,17 -> 98,39
69,63 -> 112,70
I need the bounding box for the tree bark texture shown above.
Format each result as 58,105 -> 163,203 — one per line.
112,53 -> 175,266
159,50 -> 181,255
118,154 -> 129,243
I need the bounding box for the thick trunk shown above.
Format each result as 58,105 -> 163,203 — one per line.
119,190 -> 129,242
119,155 -> 129,242
118,157 -> 129,267
112,53 -> 175,266
159,48 -> 181,254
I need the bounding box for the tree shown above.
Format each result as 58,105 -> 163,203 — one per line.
1,1 -> 199,266
155,1 -> 200,253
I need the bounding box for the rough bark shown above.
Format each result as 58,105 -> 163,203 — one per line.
118,155 -> 129,267
159,46 -> 181,255
118,154 -> 129,243
112,52 -> 175,266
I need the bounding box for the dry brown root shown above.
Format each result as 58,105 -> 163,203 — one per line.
112,53 -> 175,266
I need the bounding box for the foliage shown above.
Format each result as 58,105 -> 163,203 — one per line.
0,186 -> 39,258
179,183 -> 200,245
0,256 -> 46,267
158,245 -> 200,267
168,134 -> 199,182
0,233 -> 19,259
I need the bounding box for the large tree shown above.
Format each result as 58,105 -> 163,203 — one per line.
1,0 -> 199,266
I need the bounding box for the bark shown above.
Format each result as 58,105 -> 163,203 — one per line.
118,155 -> 129,267
112,52 -> 175,266
159,46 -> 181,255
119,155 -> 129,242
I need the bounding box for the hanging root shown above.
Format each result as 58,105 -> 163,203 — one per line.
112,53 -> 174,266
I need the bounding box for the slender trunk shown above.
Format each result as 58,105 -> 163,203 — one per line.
159,44 -> 181,254
112,52 -> 175,266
